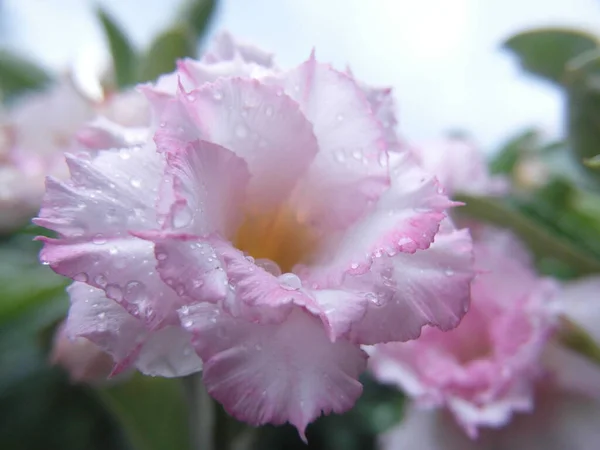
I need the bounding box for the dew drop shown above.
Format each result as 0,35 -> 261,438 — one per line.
74,272 -> 88,282
130,178 -> 142,188
109,246 -> 119,255
213,90 -> 223,100
278,273 -> 302,291
173,206 -> 192,228
95,275 -> 107,287
98,312 -> 106,320
265,106 -> 274,117
186,93 -> 195,102
156,252 -> 167,261
445,269 -> 455,277
235,124 -> 248,139
255,258 -> 282,277
350,262 -> 359,270
92,234 -> 107,245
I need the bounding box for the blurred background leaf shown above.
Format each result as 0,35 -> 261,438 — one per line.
97,7 -> 139,89
138,26 -> 195,83
97,375 -> 191,450
503,28 -> 599,85
178,0 -> 218,42
0,50 -> 52,101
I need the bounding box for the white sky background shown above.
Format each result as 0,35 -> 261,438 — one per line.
2,0 -> 600,150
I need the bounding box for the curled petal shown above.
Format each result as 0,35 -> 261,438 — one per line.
171,78 -> 319,209
66,282 -> 201,377
180,304 -> 366,440
77,117 -> 149,150
161,139 -> 251,236
270,55 -> 390,231
344,227 -> 473,344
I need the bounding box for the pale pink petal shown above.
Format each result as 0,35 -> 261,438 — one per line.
35,146 -> 173,322
161,139 -> 250,237
301,152 -> 457,282
382,394 -> 600,450
137,232 -> 227,305
180,304 -> 366,440
178,57 -> 274,87
202,31 -> 274,67
409,137 -> 509,197
167,78 -> 319,209
556,276 -> 600,346
359,84 -> 400,152
543,342 -> 600,400
66,282 -> 202,377
308,226 -> 473,345
77,117 -> 149,150
268,54 -> 390,231
380,404 -> 478,450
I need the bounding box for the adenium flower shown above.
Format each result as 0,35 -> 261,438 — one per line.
376,265 -> 600,450
408,137 -> 508,197
370,228 -> 560,437
36,33 -> 475,436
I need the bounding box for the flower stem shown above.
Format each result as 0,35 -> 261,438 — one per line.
183,372 -> 214,450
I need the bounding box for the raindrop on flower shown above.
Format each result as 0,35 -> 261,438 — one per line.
265,106 -> 273,117
278,273 -> 302,291
235,124 -> 248,139
255,258 -> 282,277
130,178 -> 142,188
445,269 -> 455,277
92,234 -> 107,245
74,272 -> 88,282
95,275 -> 107,287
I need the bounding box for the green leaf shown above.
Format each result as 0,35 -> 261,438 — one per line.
564,48 -> 600,167
0,239 -> 68,326
503,28 -> 599,86
456,195 -> 600,275
97,374 -> 191,450
0,50 -> 52,101
585,154 -> 600,169
178,0 -> 217,40
559,317 -> 600,366
490,128 -> 540,175
97,7 -> 138,88
138,26 -> 195,83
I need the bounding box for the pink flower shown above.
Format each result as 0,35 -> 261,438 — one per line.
0,77 -> 151,232
370,228 -> 559,437
50,320 -> 115,384
36,33 -> 474,437
377,266 -> 600,450
408,137 -> 508,197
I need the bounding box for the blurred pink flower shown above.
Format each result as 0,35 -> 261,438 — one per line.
370,228 -> 559,437
409,137 -> 508,197
51,321 -> 115,384
36,33 -> 475,437
0,77 -> 151,232
373,229 -> 600,449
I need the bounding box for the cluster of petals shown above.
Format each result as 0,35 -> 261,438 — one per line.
372,228 -> 600,449
36,32 -> 475,436
0,77 -> 149,232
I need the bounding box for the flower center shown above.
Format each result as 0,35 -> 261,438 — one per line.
235,206 -> 319,273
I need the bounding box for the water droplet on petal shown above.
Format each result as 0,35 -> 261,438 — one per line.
350,262 -> 359,270
278,273 -> 302,291
445,269 -> 455,277
173,206 -> 192,228
130,178 -> 142,188
95,275 -> 107,287
98,312 -> 106,320
265,106 -> 273,117
74,272 -> 88,282
255,258 -> 281,277
213,90 -> 222,100
156,252 -> 167,261
93,234 -> 107,245
235,124 -> 248,139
